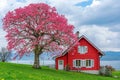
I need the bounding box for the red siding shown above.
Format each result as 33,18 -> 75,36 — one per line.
55,54 -> 67,69
56,37 -> 101,71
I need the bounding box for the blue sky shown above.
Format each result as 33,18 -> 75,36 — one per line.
75,0 -> 93,7
0,0 -> 120,51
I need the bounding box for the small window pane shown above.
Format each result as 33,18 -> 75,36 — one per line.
78,46 -> 88,54
75,60 -> 81,67
59,60 -> 63,65
86,60 -> 93,67
86,60 -> 89,66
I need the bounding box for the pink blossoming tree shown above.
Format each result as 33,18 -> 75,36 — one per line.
3,3 -> 77,68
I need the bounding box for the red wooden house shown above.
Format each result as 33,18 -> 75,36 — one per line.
55,35 -> 104,74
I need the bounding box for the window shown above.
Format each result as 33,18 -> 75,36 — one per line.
73,59 -> 94,68
59,60 -> 63,65
73,60 -> 82,67
78,46 -> 88,54
86,60 -> 94,67
76,60 -> 81,67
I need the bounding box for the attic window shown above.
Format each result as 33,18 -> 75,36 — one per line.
78,46 -> 88,54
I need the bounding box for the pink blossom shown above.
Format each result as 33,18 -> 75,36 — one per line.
3,3 -> 77,59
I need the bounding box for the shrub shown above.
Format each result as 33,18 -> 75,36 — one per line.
99,66 -> 106,76
105,66 -> 112,77
65,64 -> 70,71
99,65 -> 115,77
105,65 -> 115,71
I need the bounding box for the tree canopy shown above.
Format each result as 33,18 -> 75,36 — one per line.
3,3 -> 77,68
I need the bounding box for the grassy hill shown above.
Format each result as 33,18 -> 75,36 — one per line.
0,62 -> 120,80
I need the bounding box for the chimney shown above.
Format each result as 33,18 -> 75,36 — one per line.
76,31 -> 79,38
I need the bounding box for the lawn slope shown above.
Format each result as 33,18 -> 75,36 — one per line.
0,62 -> 119,80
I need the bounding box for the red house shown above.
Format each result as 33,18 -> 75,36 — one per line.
55,35 -> 104,74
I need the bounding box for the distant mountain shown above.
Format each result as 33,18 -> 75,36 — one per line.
101,51 -> 120,61
10,52 -> 53,60
11,51 -> 120,61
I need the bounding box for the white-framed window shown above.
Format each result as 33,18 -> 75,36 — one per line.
78,46 -> 88,54
73,60 -> 82,68
76,60 -> 81,67
86,59 -> 94,68
73,59 -> 94,68
59,60 -> 63,65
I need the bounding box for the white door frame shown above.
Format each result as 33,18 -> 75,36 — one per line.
58,60 -> 64,70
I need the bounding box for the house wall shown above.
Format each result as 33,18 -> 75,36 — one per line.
68,38 -> 100,70
56,38 -> 101,71
55,54 -> 67,70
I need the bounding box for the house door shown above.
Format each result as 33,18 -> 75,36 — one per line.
58,60 -> 64,70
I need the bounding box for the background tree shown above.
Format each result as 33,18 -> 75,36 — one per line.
3,3 -> 77,68
0,47 -> 11,62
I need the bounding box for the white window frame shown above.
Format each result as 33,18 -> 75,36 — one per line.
82,60 -> 86,67
73,59 -> 94,68
85,59 -> 94,68
73,59 -> 82,68
78,46 -> 88,54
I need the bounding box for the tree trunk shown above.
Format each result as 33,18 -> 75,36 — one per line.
33,45 -> 43,69
33,53 -> 40,69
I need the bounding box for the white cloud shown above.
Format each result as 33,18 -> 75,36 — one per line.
80,0 -> 120,25
0,0 -> 7,10
0,0 -> 120,51
79,25 -> 119,51
90,0 -> 101,7
0,29 -> 7,48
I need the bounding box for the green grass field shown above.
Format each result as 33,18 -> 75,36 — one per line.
0,62 -> 120,80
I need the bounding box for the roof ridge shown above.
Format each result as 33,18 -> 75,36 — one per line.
62,39 -> 79,55
61,35 -> 104,57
